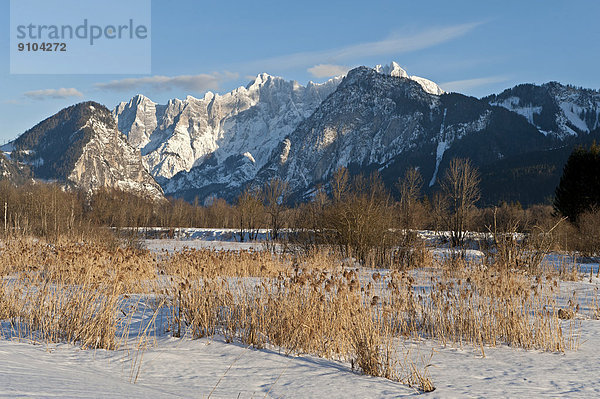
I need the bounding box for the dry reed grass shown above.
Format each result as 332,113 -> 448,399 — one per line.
159,247 -> 291,278
0,236 -> 587,392
160,264 -> 411,384
0,275 -> 123,349
406,264 -> 578,351
0,238 -> 156,290
0,238 -> 157,349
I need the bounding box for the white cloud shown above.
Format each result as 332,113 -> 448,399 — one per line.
23,88 -> 83,100
242,22 -> 483,73
95,72 -> 238,92
307,64 -> 350,78
440,76 -> 510,93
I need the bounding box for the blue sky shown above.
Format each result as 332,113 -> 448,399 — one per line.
1,0 -> 599,142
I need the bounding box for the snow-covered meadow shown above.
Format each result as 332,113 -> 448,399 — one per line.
1,230 -> 599,398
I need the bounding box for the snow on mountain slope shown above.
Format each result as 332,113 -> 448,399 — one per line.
158,64 -> 552,202
251,67 -> 493,198
487,82 -> 600,139
375,62 -> 445,95
429,109 -> 448,187
114,75 -> 342,183
249,66 -> 551,201
8,102 -> 164,200
0,151 -> 30,184
164,64 -> 440,200
114,62 -> 444,195
410,76 -> 445,96
491,96 -> 542,126
69,112 -> 165,200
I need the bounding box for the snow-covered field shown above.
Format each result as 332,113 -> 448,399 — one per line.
3,320 -> 599,398
144,238 -> 267,253
1,232 -> 600,398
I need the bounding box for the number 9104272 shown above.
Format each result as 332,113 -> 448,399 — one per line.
17,43 -> 66,52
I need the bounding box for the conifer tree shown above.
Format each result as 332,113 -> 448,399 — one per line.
554,143 -> 600,222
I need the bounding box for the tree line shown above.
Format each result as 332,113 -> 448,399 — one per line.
0,149 -> 597,256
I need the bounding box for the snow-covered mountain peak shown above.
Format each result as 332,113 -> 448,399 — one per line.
307,75 -> 345,89
8,101 -> 164,200
375,61 -> 409,78
373,61 -> 444,96
410,76 -> 445,96
115,72 -> 342,184
247,72 -> 278,89
121,94 -> 155,108
139,93 -> 157,104
114,62 -> 448,198
166,97 -> 184,107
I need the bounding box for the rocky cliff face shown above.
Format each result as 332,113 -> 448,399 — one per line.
0,151 -> 30,185
141,64 -> 448,202
114,74 -> 342,185
149,64 -> 579,204
252,67 -> 548,202
90,65 -> 600,205
14,62 -> 600,206
4,102 -> 164,200
114,62 -> 445,191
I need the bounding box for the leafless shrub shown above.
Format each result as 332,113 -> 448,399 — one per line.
319,169 -> 400,267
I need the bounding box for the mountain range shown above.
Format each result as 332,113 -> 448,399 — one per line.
4,62 -> 600,206
1,102 -> 164,201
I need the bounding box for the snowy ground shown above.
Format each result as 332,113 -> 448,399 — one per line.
2,233 -> 600,398
0,337 -> 415,398
2,321 -> 599,398
144,238 -> 267,253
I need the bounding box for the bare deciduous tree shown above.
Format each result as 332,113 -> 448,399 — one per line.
263,178 -> 289,240
330,167 -> 350,203
397,167 -> 423,229
236,187 -> 264,242
440,158 -> 480,247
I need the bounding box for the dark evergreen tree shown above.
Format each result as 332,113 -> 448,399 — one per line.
554,143 -> 600,222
